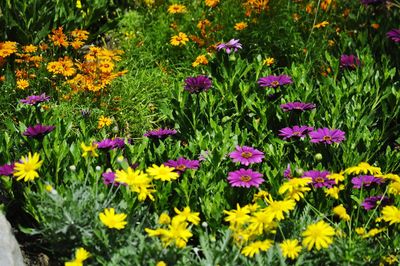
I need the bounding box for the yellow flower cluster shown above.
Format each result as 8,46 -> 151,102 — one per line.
243,0 -> 270,17
278,177 -> 312,201
0,41 -> 18,58
47,56 -> 76,77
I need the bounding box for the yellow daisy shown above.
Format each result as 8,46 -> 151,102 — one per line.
302,220 -> 335,250
280,239 -> 302,260
99,208 -> 127,229
170,32 -> 189,46
13,152 -> 43,182
147,164 -> 179,181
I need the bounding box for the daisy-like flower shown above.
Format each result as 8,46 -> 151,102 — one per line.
144,128 -> 177,139
361,195 -> 391,210
279,177 -> 312,201
333,205 -> 350,221
0,163 -> 15,176
147,164 -> 179,181
302,220 -> 335,251
324,185 -> 344,199
167,4 -> 187,14
205,0 -> 220,7
381,206 -> 400,225
279,126 -> 313,140
263,57 -> 275,66
216,39 -> 242,54
280,102 -> 316,112
96,138 -> 125,150
302,170 -> 335,188
229,146 -> 264,166
158,213 -> 171,225
258,75 -> 293,88
344,162 -> 382,175
340,54 -> 361,70
184,75 -> 212,94
99,208 -> 127,229
283,164 -> 292,178
280,239 -> 302,260
387,29 -> 400,42
164,157 -> 200,174
192,55 -> 208,67
23,124 -> 55,139
17,79 -> 29,90
80,142 -> 98,158
351,175 -> 383,189
223,204 -> 251,227
174,206 -> 200,225
309,128 -> 345,144
361,0 -> 385,5
313,21 -> 329,28
98,115 -> 112,129
20,93 -> 50,105
264,197 -> 296,221
241,239 -> 273,257
170,32 -> 189,46
234,22 -> 248,31
13,152 -> 43,182
65,247 -> 91,266
227,169 -> 264,188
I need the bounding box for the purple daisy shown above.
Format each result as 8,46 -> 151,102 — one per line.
96,138 -> 125,150
144,128 -> 177,139
23,124 -> 55,139
216,39 -> 242,54
387,29 -> 400,43
280,102 -> 316,112
302,170 -> 335,188
20,93 -> 50,105
278,126 -> 313,140
0,163 -> 15,176
284,164 -> 292,179
227,168 -> 264,188
340,54 -> 361,70
258,75 -> 293,88
351,175 -> 383,189
309,128 -> 345,144
229,146 -> 264,166
184,75 -> 212,94
360,0 -> 385,5
361,195 -> 391,210
164,157 -> 200,174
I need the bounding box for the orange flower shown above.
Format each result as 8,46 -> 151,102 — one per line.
49,27 -> 69,47
17,79 -> 29,90
313,21 -> 329,29
205,0 -> 220,7
23,44 -> 38,53
192,55 -> 208,67
234,22 -> 248,31
371,23 -> 380,29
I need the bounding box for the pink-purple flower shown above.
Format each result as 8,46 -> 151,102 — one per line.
102,171 -> 126,186
361,195 -> 391,210
0,163 -> 15,176
302,170 -> 335,188
284,164 -> 292,179
227,168 -> 264,188
184,75 -> 212,94
279,126 -> 313,140
340,54 -> 361,70
144,128 -> 177,139
387,29 -> 400,43
258,75 -> 293,88
96,138 -> 126,150
280,102 -> 316,112
351,175 -> 383,189
361,0 -> 385,5
217,39 -> 242,54
229,146 -> 264,166
23,124 -> 55,139
309,128 -> 345,144
20,93 -> 50,105
164,157 -> 200,174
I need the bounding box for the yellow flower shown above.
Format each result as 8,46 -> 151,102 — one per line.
23,44 -> 38,53
159,219 -> 193,248
327,172 -> 344,183
170,32 -> 189,46
75,247 -> 90,262
45,184 -> 54,192
192,55 -> 208,67
279,178 -> 312,201
205,0 -> 220,8
264,197 -> 296,221
167,4 -> 186,14
98,60 -> 114,73
388,181 -> 400,195
344,162 -> 382,175
302,220 -> 335,251
381,206 -> 400,225
80,142 -> 98,158
115,167 -> 151,187
223,204 -> 250,228
362,227 -> 385,238
17,79 -> 29,90
174,206 -> 200,225
234,22 -> 248,31
383,255 -> 398,265
76,0 -> 82,8
13,152 -> 43,182
355,227 -> 365,236
280,239 -> 301,260
253,190 -> 269,202
324,185 -> 344,199
158,213 -> 171,225
0,41 -> 18,58
99,208 -> 127,229
333,204 -> 350,221
156,261 -> 167,266
313,21 -> 329,29
147,164 -> 179,181
241,239 -> 273,257
248,210 -> 276,235
263,57 -> 275,66
98,115 -> 112,129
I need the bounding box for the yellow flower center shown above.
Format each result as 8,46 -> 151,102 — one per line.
293,131 -> 301,136
241,152 -> 253,158
271,81 -> 280,86
323,136 -> 332,141
176,164 -> 186,171
240,175 -> 252,182
315,177 -> 325,183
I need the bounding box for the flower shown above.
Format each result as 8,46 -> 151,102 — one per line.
205,0 -> 220,8
99,208 -> 127,229
158,213 -> 171,225
192,55 -> 208,67
163,157 -> 200,174
98,115 -> 112,129
263,57 -> 275,66
216,39 -> 242,54
381,206 -> 400,225
264,197 -> 296,221
23,124 -> 55,139
361,195 -> 391,210
229,146 -> 264,166
283,164 -> 292,178
280,102 -> 316,112
302,220 -> 335,251
0,41 -> 18,58
234,22 -> 248,31
184,75 -> 212,94
227,168 -> 264,188
279,126 -> 313,140
344,162 -> 382,175
20,93 -> 50,105
241,239 -> 273,257
13,153 -> 43,182
258,75 -> 293,88
96,138 -> 125,150
16,79 -> 29,90
144,128 -> 177,139
313,21 -> 329,28
223,204 -> 251,227
309,128 -> 345,144
333,205 -> 350,221
324,185 -> 344,199
279,177 -> 312,201
280,239 -> 302,260
80,142 -> 98,157
351,175 -> 383,189
361,0 -> 385,5
387,29 -> 400,43
167,4 -> 187,14
302,170 -> 335,188
147,164 -> 179,181
65,247 -> 91,266
0,163 -> 15,176
102,171 -> 126,186
170,32 -> 189,46
156,261 -> 167,266
340,54 -> 361,70
174,206 -> 200,225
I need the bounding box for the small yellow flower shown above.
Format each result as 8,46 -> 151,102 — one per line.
174,206 -> 200,225
344,162 -> 382,175
17,79 -> 29,90
205,0 -> 220,8
253,190 -> 269,202
167,4 -> 186,14
80,142 -> 98,158
158,213 -> 171,225
156,261 -> 167,266
327,172 -> 344,183
23,44 -> 38,53
355,227 -> 365,236
99,208 -> 127,229
234,22 -> 248,31
192,55 -> 208,67
76,0 -> 82,9
147,164 -> 179,181
263,57 -> 275,66
13,152 -> 43,182
45,184 -> 53,192
362,227 -> 385,238
302,220 -> 335,251
324,185 -> 344,199
170,32 -> 189,46
333,204 -> 350,221
75,247 -> 90,262
98,115 -> 112,129
313,21 -> 329,29
280,239 -> 302,260
241,239 -> 273,257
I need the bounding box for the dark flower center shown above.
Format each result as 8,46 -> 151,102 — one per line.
315,177 -> 325,183
176,164 -> 186,171
240,175 -> 252,182
271,81 -> 280,87
323,136 -> 332,141
241,152 -> 253,158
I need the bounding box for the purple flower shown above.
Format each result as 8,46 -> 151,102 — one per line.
0,163 -> 15,176
164,157 -> 200,174
351,175 -> 383,189
102,171 -> 126,186
258,75 -> 293,88
302,170 -> 335,188
361,0 -> 385,5
361,195 -> 391,210
309,128 -> 345,144
279,126 -> 313,140
23,124 -> 55,139
96,138 -> 125,150
387,29 -> 400,43
340,54 -> 361,70
280,102 -> 316,112
217,39 -> 242,54
20,93 -> 50,105
227,169 -> 264,188
184,75 -> 212,94
144,128 -> 177,139
229,146 -> 264,166
284,164 -> 292,179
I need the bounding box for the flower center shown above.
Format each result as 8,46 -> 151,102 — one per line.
315,177 -> 325,183
293,131 -> 301,136
241,151 -> 253,158
323,136 -> 332,141
271,81 -> 280,87
176,164 -> 186,171
240,175 -> 252,182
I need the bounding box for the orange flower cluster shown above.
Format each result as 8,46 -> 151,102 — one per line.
47,57 -> 76,77
48,27 -> 89,49
0,41 -> 18,58
243,0 -> 270,17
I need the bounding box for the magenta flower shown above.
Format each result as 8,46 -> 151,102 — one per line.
96,138 -> 125,150
340,54 -> 361,70
20,93 -> 50,105
387,29 -> 400,43
164,157 -> 200,174
184,75 -> 212,94
302,170 -> 335,188
217,39 -> 242,54
144,128 -> 177,139
280,102 -> 316,112
279,126 -> 313,140
258,75 -> 293,88
361,195 -> 391,210
309,128 -> 345,144
361,0 -> 385,5
284,164 -> 292,179
351,175 -> 383,189
0,163 -> 15,176
23,124 -> 55,139
227,169 -> 264,188
229,146 -> 264,166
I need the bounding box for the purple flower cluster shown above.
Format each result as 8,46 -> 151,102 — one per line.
387,29 -> 400,43
351,175 -> 383,189
144,128 -> 177,139
340,54 -> 361,70
309,128 -> 346,144
280,102 -> 316,112
23,124 -> 55,139
164,157 -> 200,174
217,39 -> 242,54
20,93 -> 50,105
302,170 -> 335,188
361,195 -> 391,210
258,75 -> 293,88
229,146 -> 264,166
96,138 -> 125,150
184,75 -> 212,94
279,126 -> 313,140
0,163 -> 15,176
227,168 -> 264,188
